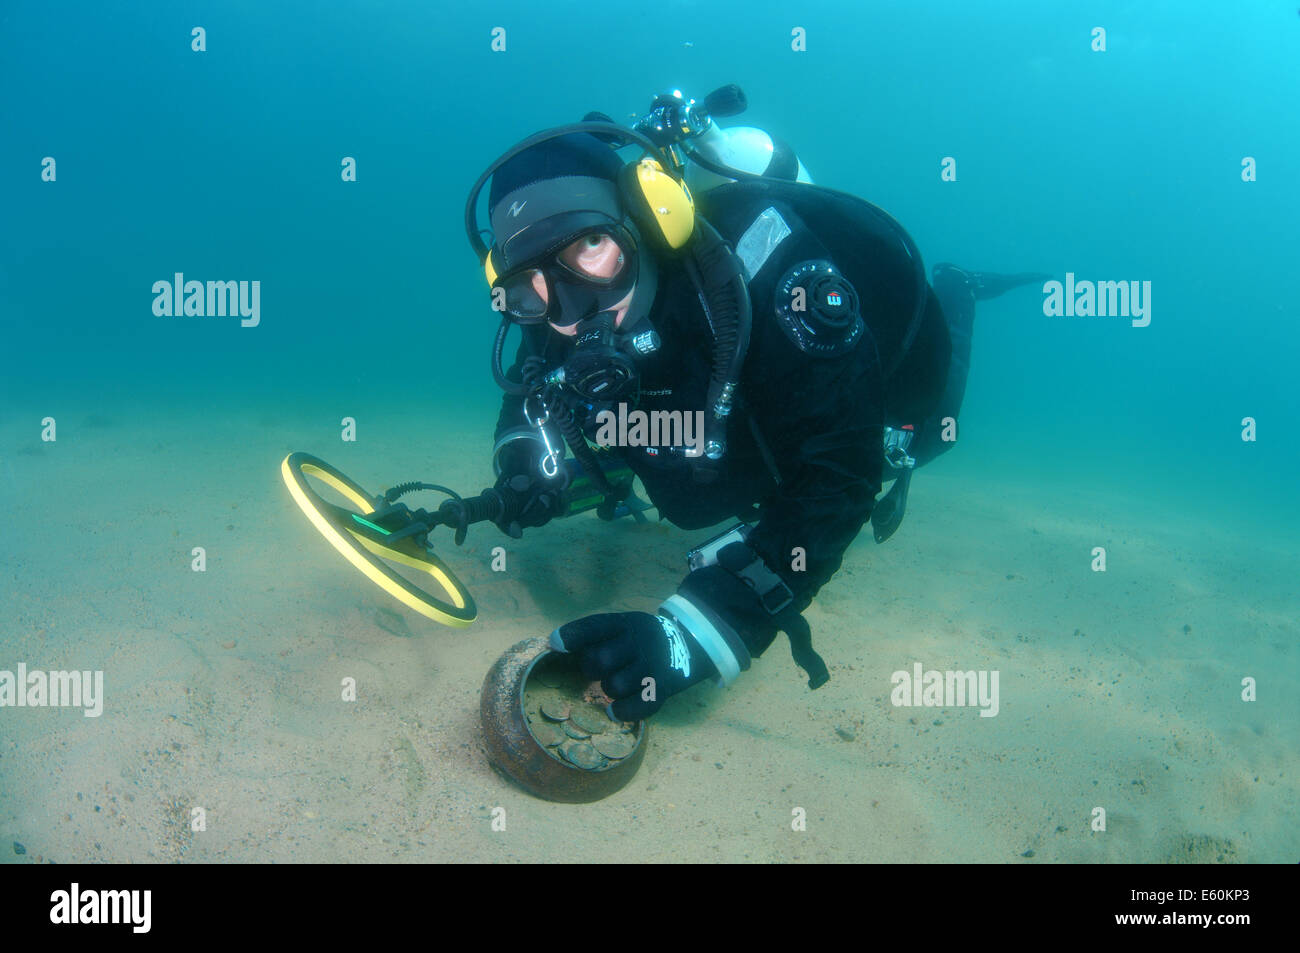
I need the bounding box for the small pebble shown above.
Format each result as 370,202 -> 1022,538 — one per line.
13,841 -> 25,856
835,726 -> 855,742
221,641 -> 236,650
1182,623 -> 1192,634
1022,849 -> 1035,858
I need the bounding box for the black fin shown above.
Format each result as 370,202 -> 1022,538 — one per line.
932,263 -> 1051,301
872,469 -> 912,543
581,112 -> 625,146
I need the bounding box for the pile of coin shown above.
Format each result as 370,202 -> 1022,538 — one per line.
525,693 -> 638,771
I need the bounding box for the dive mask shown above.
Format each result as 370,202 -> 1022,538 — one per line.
493,227 -> 639,327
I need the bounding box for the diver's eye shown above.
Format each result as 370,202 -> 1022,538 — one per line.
559,232 -> 628,281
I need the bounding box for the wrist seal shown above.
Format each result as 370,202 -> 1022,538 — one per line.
659,594 -> 751,687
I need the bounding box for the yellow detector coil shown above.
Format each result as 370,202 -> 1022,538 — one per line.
280,452 -> 477,627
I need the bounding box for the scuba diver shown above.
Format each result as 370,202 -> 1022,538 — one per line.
464,86 -> 1046,722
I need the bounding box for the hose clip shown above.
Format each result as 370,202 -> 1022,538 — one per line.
524,396 -> 563,481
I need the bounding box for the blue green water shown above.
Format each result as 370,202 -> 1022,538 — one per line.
4,1 -> 1298,522
1,1 -> 1296,863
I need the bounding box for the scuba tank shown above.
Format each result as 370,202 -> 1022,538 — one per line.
634,84 -> 814,196
684,120 -> 814,195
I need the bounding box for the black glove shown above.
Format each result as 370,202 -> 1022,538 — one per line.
491,471 -> 564,538
549,612 -> 718,720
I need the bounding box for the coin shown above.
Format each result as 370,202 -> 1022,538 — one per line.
561,741 -> 606,770
562,722 -> 591,740
591,733 -> 636,759
529,721 -> 566,747
540,700 -> 570,721
569,706 -> 611,735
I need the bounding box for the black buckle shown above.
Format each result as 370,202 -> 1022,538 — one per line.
735,560 -> 794,615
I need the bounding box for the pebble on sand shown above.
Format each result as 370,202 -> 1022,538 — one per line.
13,841 -> 26,855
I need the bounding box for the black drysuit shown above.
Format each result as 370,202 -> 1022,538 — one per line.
495,187 -> 956,676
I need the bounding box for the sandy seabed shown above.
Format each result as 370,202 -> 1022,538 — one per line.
1,398 -> 1295,864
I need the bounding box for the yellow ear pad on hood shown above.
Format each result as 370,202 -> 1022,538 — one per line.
622,158 -> 695,250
